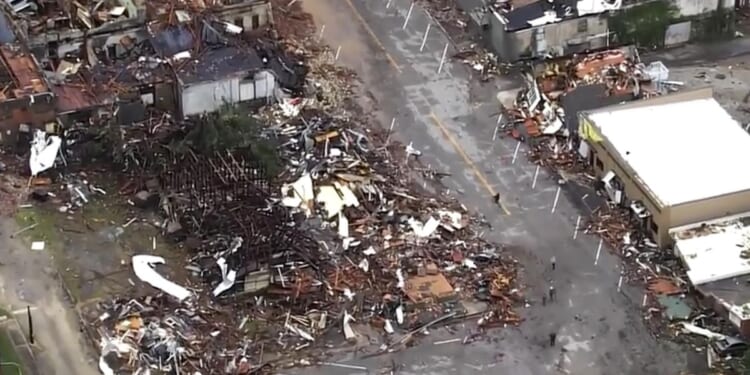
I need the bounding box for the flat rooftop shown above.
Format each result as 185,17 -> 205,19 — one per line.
587,96 -> 750,206
699,277 -> 750,320
501,0 -> 577,31
177,46 -> 262,85
672,214 -> 750,285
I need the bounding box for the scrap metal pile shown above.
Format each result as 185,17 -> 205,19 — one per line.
83,3 -> 521,374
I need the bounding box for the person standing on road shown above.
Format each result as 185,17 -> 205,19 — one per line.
549,284 -> 556,302
549,332 -> 557,347
550,256 -> 556,271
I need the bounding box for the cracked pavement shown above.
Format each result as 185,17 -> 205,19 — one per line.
291,0 -> 693,374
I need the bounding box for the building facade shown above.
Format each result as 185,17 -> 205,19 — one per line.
488,10 -> 610,61
482,0 -> 734,62
485,1 -> 613,62
578,88 -> 750,247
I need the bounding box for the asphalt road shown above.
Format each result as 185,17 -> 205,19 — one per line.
292,0 -> 691,374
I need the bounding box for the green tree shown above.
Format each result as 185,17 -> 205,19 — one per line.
609,1 -> 678,48
177,104 -> 281,177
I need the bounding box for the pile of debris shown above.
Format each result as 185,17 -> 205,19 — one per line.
584,206 -> 634,250
501,47 -> 675,172
73,2 -> 524,374
91,295 -> 271,375
82,97 -> 521,374
584,206 -> 685,281
452,46 -> 508,81
508,49 -> 650,138
526,138 -> 587,173
584,206 -> 691,327
271,108 -> 522,315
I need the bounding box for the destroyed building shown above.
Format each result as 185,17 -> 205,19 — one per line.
21,0 -> 146,60
671,214 -> 750,337
16,0 -> 272,59
523,45 -> 642,134
0,5 -> 55,144
0,0 -> 300,126
505,46 -> 665,148
579,88 -> 750,247
150,24 -> 281,117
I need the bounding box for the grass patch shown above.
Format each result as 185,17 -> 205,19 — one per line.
13,186 -> 183,303
14,207 -> 60,249
15,206 -> 81,302
0,328 -> 23,375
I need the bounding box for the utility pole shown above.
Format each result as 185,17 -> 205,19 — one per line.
27,306 -> 33,344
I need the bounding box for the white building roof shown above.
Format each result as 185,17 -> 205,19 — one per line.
672,215 -> 750,285
588,97 -> 750,206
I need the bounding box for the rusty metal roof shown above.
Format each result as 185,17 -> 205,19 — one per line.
51,83 -> 101,114
0,46 -> 49,99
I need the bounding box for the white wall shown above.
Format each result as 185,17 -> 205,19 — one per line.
182,78 -> 240,117
181,70 -> 277,117
673,0 -> 731,17
511,15 -> 609,59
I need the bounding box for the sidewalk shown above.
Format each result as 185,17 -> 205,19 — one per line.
642,37 -> 750,65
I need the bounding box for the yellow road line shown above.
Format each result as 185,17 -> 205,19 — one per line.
429,112 -> 512,216
343,0 -> 402,73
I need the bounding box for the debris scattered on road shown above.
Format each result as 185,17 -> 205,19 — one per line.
0,1 -> 524,373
